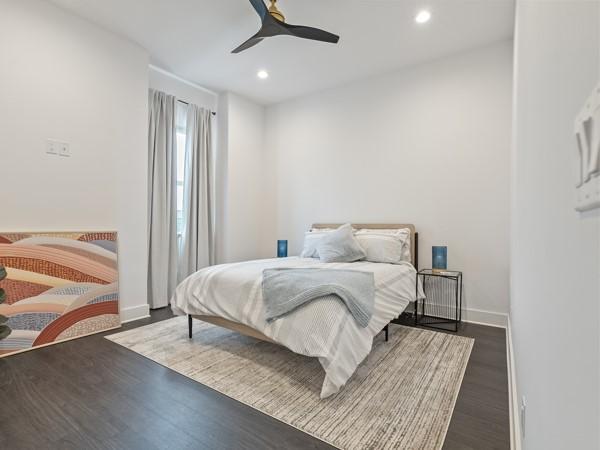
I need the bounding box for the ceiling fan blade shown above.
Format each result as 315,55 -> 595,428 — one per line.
232,1 -> 339,54
231,33 -> 264,54
283,23 -> 340,44
249,0 -> 269,21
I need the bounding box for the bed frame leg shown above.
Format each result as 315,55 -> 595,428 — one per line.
384,324 -> 389,342
188,314 -> 192,339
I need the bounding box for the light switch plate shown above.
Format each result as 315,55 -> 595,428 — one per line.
46,139 -> 58,155
58,142 -> 70,157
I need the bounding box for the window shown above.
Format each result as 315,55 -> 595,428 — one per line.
176,102 -> 187,239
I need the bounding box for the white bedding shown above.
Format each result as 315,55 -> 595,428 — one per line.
171,257 -> 421,398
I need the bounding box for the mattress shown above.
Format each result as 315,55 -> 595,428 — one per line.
171,257 -> 421,398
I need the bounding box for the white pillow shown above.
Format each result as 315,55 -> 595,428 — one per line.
300,228 -> 335,258
316,224 -> 366,263
354,228 -> 412,264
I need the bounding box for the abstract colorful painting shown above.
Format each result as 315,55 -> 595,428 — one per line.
0,232 -> 120,357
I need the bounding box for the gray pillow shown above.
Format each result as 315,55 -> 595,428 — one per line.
316,224 -> 366,263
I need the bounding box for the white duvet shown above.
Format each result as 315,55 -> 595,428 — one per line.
171,257 -> 421,398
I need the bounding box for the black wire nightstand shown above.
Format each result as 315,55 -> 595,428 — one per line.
415,269 -> 463,332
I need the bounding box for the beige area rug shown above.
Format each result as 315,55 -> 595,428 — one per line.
106,316 -> 473,450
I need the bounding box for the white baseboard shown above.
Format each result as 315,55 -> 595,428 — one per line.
120,303 -> 150,323
461,308 -> 508,328
405,303 -> 507,328
119,302 -> 507,328
507,317 -> 522,450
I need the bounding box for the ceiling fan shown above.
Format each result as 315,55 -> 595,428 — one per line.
232,0 -> 340,54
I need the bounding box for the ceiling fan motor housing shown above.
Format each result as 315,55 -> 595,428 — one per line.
268,0 -> 285,22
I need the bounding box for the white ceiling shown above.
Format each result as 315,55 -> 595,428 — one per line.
50,0 -> 515,104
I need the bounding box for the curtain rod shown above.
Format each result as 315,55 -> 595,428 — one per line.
149,64 -> 218,96
177,99 -> 217,116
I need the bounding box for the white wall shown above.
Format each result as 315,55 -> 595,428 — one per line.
0,0 -> 150,321
149,66 -> 218,111
217,92 -> 271,263
511,1 -> 600,449
264,41 -> 513,325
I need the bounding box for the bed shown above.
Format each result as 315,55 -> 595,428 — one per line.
171,223 -> 421,398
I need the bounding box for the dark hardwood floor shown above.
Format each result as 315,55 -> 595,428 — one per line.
0,309 -> 509,450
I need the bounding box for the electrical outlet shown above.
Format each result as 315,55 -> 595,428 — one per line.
520,396 -> 526,437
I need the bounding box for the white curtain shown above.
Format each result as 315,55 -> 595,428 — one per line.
148,89 -> 178,309
178,104 -> 215,281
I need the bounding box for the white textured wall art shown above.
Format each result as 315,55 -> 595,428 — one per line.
574,81 -> 600,212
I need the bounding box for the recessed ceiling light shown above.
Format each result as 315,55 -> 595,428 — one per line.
415,10 -> 431,24
257,70 -> 269,79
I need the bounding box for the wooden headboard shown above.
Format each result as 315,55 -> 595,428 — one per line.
311,223 -> 419,270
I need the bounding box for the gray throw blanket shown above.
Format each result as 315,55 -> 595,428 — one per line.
262,268 -> 375,328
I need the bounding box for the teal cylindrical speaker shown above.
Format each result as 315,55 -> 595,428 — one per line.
432,246 -> 447,272
277,240 -> 288,258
